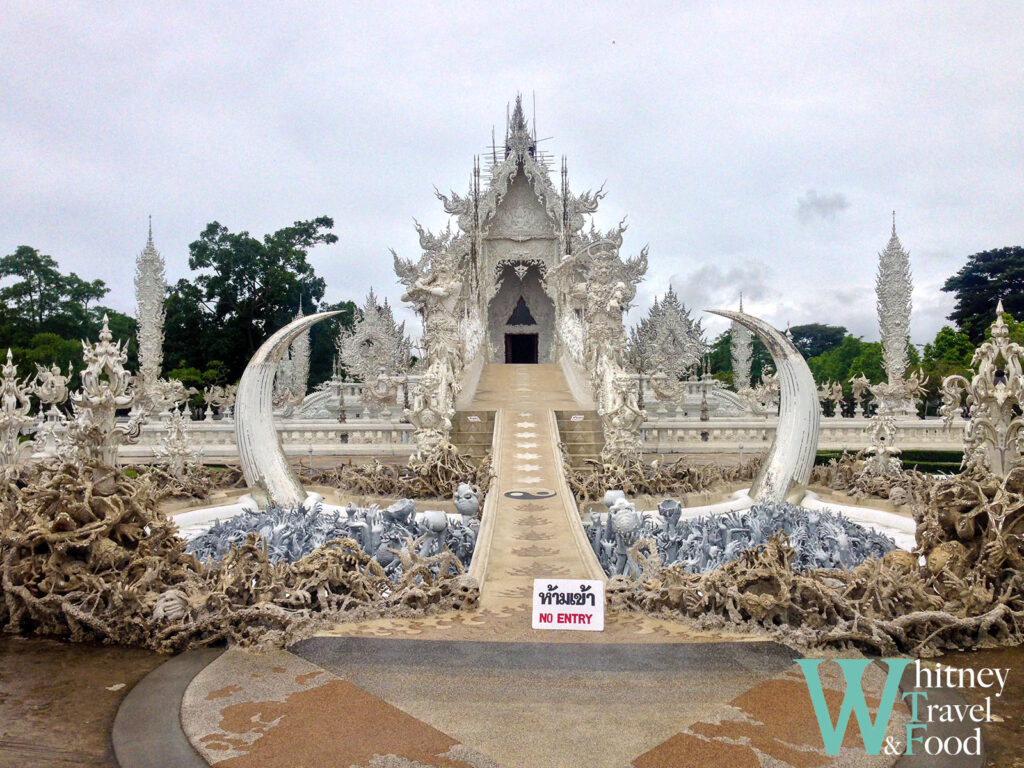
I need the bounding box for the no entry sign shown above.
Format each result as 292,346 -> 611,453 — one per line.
532,579 -> 604,631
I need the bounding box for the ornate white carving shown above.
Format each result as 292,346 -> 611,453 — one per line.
65,315 -> 143,466
730,295 -> 753,391
863,372 -> 927,476
638,286 -> 705,402
941,301 -> 1024,477
338,290 -> 411,417
157,406 -> 202,478
148,377 -> 194,417
849,373 -> 870,417
30,362 -> 71,457
876,213 -> 914,415
134,221 -> 166,400
549,230 -> 648,462
204,384 -> 237,419
0,350 -> 33,466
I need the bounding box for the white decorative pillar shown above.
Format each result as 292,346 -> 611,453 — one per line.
134,217 -> 167,400
730,295 -> 753,391
876,212 -> 914,415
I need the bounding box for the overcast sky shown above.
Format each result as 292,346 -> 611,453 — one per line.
3,3 -> 1022,347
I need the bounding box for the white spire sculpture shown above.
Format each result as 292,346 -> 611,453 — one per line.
731,295 -> 753,391
134,217 -> 166,399
274,302 -> 311,410
877,212 -> 912,385
288,301 -> 311,400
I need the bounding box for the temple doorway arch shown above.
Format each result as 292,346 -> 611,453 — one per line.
488,262 -> 554,363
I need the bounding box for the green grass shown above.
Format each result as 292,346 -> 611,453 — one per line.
815,449 -> 963,475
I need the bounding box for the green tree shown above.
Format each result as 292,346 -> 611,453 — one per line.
162,279 -> 210,373
0,246 -> 109,344
186,218 -> 336,378
942,246 -> 1024,343
789,323 -> 847,359
806,336 -> 886,386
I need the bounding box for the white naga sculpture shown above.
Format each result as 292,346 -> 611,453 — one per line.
65,315 -> 143,466
236,311 -> 340,507
731,295 -> 754,392
710,309 -> 820,503
941,301 -> 1023,477
876,213 -> 915,415
0,350 -> 33,467
134,220 -> 166,402
338,289 -> 411,417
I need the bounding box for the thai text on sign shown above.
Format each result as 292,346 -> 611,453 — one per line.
532,579 -> 604,631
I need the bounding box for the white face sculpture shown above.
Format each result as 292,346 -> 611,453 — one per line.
453,482 -> 480,518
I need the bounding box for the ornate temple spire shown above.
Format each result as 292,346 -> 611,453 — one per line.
731,294 -> 753,390
134,217 -> 166,396
505,92 -> 536,158
876,211 -> 913,384
287,300 -> 310,399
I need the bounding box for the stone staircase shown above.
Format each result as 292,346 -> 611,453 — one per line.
555,409 -> 605,470
449,410 -> 496,460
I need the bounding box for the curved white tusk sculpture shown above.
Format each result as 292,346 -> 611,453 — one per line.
707,309 -> 820,504
235,311 -> 341,508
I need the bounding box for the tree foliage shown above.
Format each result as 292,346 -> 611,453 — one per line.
942,246 -> 1024,343
184,218 -> 336,378
0,246 -> 136,372
788,323 -> 847,359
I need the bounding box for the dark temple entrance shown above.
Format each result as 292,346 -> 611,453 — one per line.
505,333 -> 539,364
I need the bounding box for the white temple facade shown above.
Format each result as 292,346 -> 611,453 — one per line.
394,95 -> 649,460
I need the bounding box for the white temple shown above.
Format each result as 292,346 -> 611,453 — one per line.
394,94 -> 650,460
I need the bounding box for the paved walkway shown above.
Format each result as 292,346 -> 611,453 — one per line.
322,364 -> 739,642
474,364 -> 602,610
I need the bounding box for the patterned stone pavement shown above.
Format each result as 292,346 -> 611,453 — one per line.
177,642 -> 911,768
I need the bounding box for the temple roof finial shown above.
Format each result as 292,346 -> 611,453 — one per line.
892,210 -> 897,237
739,292 -> 744,312
997,298 -> 1005,316
510,93 -> 528,136
147,214 -> 153,246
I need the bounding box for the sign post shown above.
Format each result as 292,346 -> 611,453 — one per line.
532,579 -> 605,631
